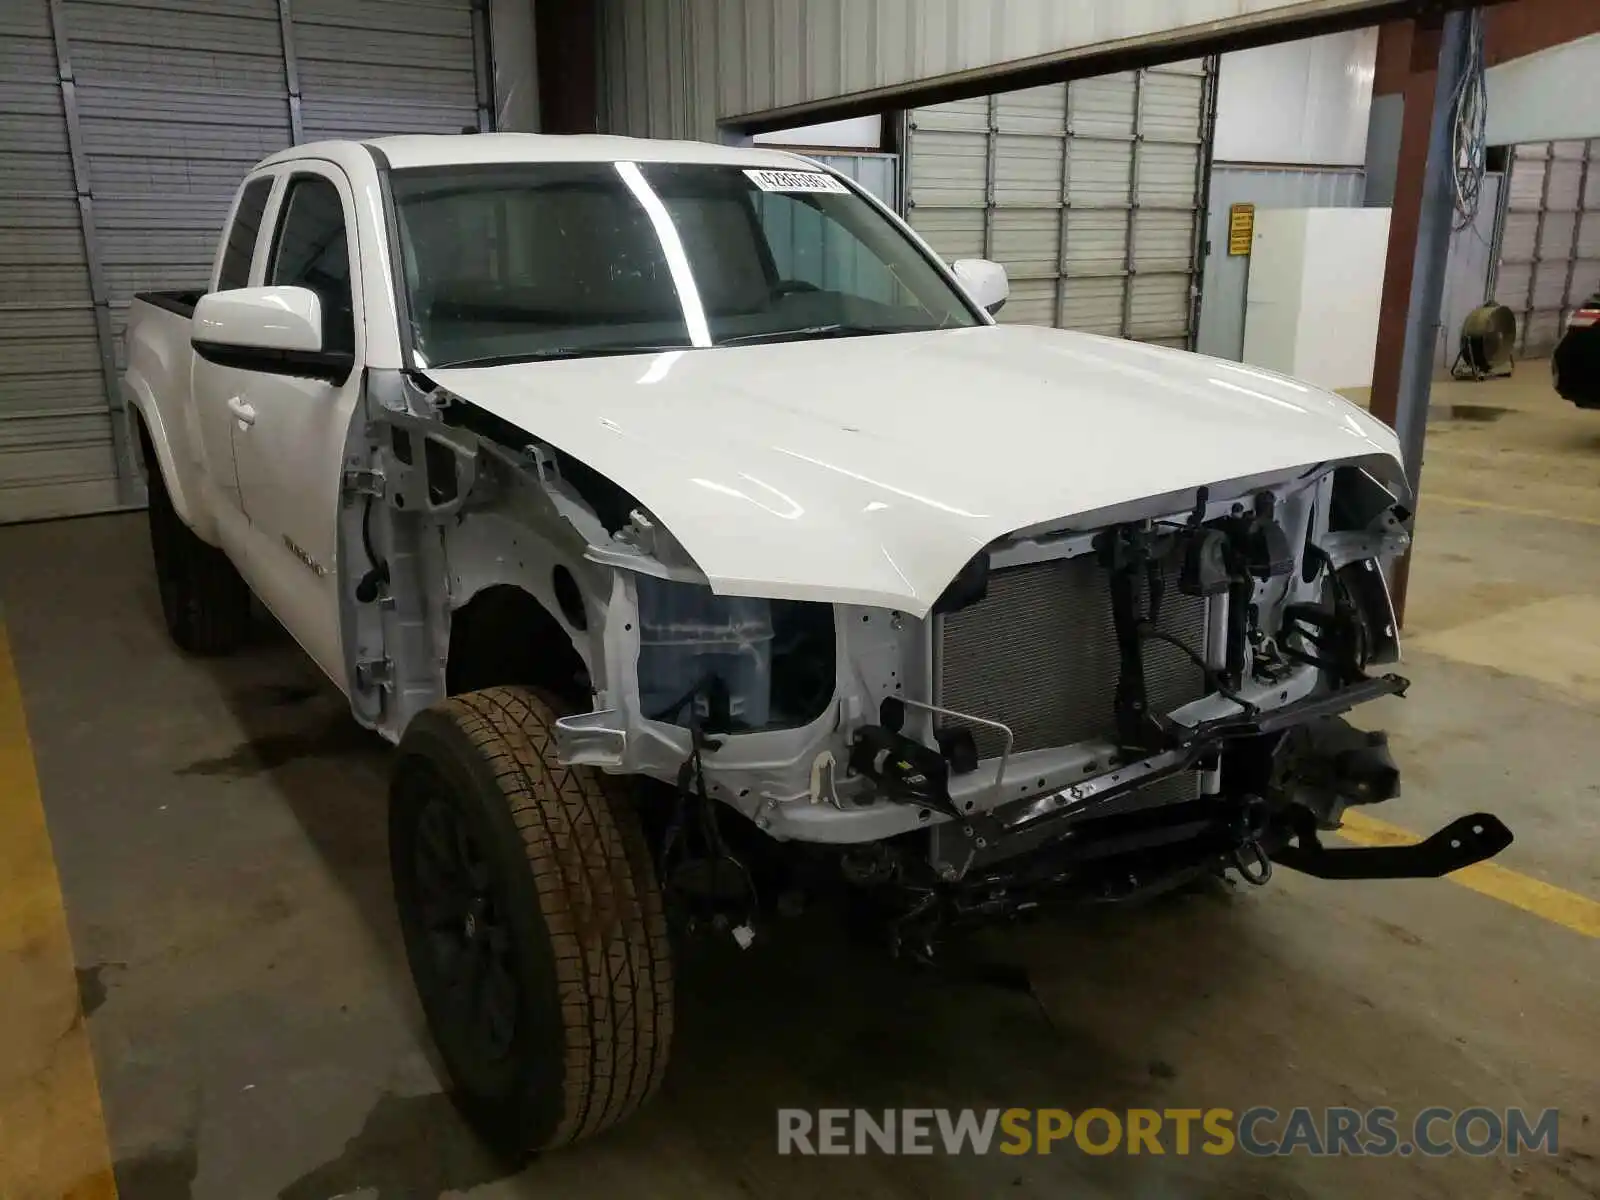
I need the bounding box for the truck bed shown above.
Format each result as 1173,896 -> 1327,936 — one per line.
123,293 -> 199,509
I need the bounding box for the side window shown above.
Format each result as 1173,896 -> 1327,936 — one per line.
268,175 -> 355,354
217,177 -> 273,291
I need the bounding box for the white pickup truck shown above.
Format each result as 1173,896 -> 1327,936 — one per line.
123,133 -> 1511,1154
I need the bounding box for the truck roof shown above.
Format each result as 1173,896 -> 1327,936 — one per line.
261,132 -> 823,172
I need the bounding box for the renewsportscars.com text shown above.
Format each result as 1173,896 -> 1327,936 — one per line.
777,1106 -> 1561,1157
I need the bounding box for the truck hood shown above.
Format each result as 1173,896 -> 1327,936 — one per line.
428,325 -> 1403,617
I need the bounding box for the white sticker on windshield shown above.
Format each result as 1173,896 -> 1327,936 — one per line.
743,168 -> 849,194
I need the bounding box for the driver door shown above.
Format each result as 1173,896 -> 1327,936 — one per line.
191,173 -> 277,550
231,164 -> 364,687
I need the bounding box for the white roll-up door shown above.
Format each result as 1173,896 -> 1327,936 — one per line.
1493,139 -> 1599,358
904,60 -> 1215,347
0,0 -> 490,525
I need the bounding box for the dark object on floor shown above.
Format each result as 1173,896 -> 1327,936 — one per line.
1553,291 -> 1600,409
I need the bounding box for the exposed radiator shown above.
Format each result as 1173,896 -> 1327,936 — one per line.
935,553 -> 1210,758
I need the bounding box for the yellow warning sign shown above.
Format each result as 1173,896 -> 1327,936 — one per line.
1228,204 -> 1255,256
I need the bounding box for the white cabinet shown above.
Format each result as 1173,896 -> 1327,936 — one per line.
1243,207 -> 1391,391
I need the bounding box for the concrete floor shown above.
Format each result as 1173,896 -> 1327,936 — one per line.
2,363 -> 1598,1199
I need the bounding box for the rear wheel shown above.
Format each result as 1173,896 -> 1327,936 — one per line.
390,687 -> 674,1154
145,462 -> 252,655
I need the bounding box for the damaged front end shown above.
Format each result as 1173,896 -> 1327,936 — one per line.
843,470 -> 1513,949
339,368 -> 1512,954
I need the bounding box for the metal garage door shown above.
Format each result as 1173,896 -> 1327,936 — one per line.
0,0 -> 491,525
0,0 -> 123,523
904,60 -> 1216,346
1493,140 -> 1599,358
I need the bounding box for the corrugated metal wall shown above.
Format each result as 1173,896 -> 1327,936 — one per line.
294,0 -> 488,140
0,0 -> 490,524
1493,140 -> 1599,357
75,0 -> 296,391
805,152 -> 899,208
903,62 -> 1214,346
595,0 -> 1398,138
0,0 -> 124,522
1194,165 -> 1366,361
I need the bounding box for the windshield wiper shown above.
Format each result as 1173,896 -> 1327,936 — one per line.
715,324 -> 923,347
428,325 -> 934,367
428,344 -> 694,369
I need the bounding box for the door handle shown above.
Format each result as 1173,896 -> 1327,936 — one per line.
227,396 -> 256,426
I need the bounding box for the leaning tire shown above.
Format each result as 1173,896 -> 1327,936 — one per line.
390,686 -> 674,1154
145,467 -> 252,655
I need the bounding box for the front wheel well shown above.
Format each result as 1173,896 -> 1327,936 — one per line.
446,584 -> 590,708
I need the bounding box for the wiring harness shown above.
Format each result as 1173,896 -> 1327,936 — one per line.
1449,8 -> 1489,231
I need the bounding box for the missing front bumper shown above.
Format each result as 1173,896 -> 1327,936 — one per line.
920,674 -> 1512,889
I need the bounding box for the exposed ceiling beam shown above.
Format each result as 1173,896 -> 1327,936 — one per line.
724,0 -> 1495,134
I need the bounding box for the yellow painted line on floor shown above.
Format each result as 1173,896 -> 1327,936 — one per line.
1425,492 -> 1600,529
0,621 -> 118,1199
1337,810 -> 1600,939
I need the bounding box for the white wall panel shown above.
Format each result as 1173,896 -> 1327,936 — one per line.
1243,206 -> 1390,390
753,115 -> 883,149
1212,29 -> 1376,166
1485,35 -> 1600,147
599,0 -> 1400,141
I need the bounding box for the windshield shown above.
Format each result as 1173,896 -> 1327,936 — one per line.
389,161 -> 981,367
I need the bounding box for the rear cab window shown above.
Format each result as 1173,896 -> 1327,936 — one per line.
216,177 -> 274,291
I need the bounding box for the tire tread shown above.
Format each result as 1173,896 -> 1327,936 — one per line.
430,686 -> 672,1148
145,470 -> 252,656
